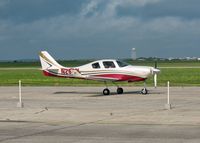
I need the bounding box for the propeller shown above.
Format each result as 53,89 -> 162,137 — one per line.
153,60 -> 160,88
154,72 -> 157,88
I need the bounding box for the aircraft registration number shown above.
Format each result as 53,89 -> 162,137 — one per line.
61,68 -> 80,75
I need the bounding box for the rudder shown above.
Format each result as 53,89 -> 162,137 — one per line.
39,51 -> 63,70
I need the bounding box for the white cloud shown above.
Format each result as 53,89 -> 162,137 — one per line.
1,0 -> 199,40
80,0 -> 162,18
80,0 -> 99,17
1,0 -> 199,41
107,0 -> 161,7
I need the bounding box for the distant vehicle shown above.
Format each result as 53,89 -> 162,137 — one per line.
39,51 -> 160,95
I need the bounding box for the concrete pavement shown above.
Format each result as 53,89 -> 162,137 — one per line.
0,86 -> 200,142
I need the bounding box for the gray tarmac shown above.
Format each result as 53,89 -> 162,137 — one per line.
0,86 -> 200,143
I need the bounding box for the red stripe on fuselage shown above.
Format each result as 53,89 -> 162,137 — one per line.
43,70 -> 63,77
94,74 -> 145,82
43,70 -> 145,82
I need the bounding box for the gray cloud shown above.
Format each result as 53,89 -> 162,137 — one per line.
0,0 -> 200,60
0,0 -> 84,23
117,0 -> 200,20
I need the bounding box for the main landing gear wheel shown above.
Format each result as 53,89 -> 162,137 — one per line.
141,88 -> 148,95
103,88 -> 110,95
117,87 -> 123,94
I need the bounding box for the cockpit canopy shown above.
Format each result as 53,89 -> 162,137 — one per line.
91,60 -> 129,69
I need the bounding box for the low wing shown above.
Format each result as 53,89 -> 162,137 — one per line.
86,75 -> 119,81
85,73 -> 146,82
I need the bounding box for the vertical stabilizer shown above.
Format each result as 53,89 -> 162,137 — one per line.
39,51 -> 63,70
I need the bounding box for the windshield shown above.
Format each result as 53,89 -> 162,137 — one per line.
117,60 -> 129,67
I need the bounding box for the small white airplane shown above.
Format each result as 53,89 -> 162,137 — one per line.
39,51 -> 160,95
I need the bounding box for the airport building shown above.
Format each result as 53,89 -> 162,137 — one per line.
131,48 -> 137,60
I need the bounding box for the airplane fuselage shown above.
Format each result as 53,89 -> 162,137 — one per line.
43,59 -> 157,82
39,51 -> 160,95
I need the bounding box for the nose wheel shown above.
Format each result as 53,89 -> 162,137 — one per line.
141,88 -> 148,95
141,81 -> 148,95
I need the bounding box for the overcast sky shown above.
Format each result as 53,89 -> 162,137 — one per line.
0,0 -> 200,60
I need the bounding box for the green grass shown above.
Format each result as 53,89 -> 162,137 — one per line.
1,68 -> 200,86
0,60 -> 200,86
130,60 -> 200,67
0,69 -> 109,86
0,60 -> 92,68
148,68 -> 200,86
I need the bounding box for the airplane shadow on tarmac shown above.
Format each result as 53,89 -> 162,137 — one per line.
53,91 -> 111,97
53,90 -> 163,97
